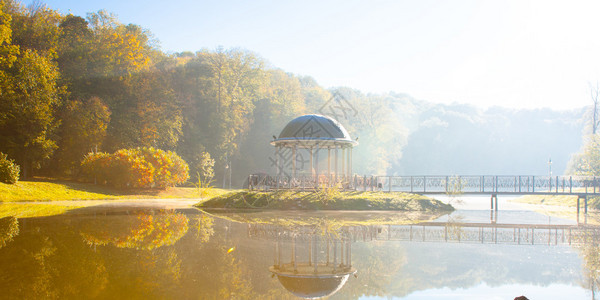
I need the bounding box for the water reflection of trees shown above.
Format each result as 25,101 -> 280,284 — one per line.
0,216 -> 19,248
0,216 -> 109,299
80,209 -> 189,250
2,209 -> 595,299
193,213 -> 215,243
574,227 -> 600,298
0,209 -> 219,299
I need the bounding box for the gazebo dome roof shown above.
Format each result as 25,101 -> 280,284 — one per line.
271,114 -> 357,148
271,271 -> 355,299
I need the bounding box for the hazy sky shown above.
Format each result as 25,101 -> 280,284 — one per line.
43,0 -> 600,110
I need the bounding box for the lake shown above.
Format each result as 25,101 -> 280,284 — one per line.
0,202 -> 598,299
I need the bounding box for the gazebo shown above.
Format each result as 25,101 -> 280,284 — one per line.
270,114 -> 358,189
247,223 -> 357,299
269,234 -> 356,299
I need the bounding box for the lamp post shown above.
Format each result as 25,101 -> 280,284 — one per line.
548,157 -> 552,177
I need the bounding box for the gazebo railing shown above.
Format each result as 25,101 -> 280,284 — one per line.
248,174 -> 358,191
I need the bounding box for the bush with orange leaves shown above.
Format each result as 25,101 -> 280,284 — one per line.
81,147 -> 189,189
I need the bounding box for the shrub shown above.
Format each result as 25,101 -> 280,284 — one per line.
81,152 -> 111,184
0,153 -> 20,184
140,147 -> 189,188
80,147 -> 189,189
110,149 -> 155,188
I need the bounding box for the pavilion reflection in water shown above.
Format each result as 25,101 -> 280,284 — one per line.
249,224 -> 364,299
245,216 -> 600,298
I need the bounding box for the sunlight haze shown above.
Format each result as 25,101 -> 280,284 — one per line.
43,0 -> 600,110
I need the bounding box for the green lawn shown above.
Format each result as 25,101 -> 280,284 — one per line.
511,194 -> 600,210
0,179 -> 233,202
197,190 -> 454,211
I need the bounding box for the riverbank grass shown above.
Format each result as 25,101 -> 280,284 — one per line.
0,179 -> 232,202
511,194 -> 600,210
196,190 -> 454,211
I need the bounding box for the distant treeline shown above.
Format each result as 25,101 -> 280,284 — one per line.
0,1 -> 587,186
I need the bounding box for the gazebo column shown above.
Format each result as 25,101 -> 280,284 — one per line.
346,147 -> 350,179
275,146 -> 280,189
275,146 -> 280,176
327,147 -> 331,187
348,147 -> 352,179
334,147 -> 338,184
341,148 -> 346,182
309,146 -> 314,178
292,145 -> 297,179
315,144 -> 320,188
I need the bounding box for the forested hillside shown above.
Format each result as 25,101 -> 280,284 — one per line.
0,1 -> 586,187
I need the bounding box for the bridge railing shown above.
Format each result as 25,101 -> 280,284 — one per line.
377,175 -> 600,195
248,174 -> 600,195
374,223 -> 600,246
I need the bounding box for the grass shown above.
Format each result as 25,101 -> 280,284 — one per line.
511,194 -> 600,210
196,190 -> 454,211
511,195 -> 579,207
0,178 -> 234,202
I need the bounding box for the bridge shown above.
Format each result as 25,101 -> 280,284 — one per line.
376,175 -> 600,195
374,175 -> 599,213
247,221 -> 600,247
248,174 -> 600,213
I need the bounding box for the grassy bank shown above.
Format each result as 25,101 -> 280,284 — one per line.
511,195 -> 600,210
0,179 -> 232,202
196,190 -> 454,211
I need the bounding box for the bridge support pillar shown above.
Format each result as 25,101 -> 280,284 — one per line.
577,195 -> 588,216
490,210 -> 498,224
490,194 -> 498,211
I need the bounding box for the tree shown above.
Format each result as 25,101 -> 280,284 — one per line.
0,1 -> 65,177
3,0 -> 62,56
130,71 -> 182,150
175,48 -> 267,183
235,69 -> 306,180
54,96 -> 110,174
0,1 -> 19,78
86,10 -> 152,78
196,151 -> 215,189
57,14 -> 93,96
568,135 -> 600,176
589,82 -> 600,135
0,48 -> 61,177
198,48 -> 266,163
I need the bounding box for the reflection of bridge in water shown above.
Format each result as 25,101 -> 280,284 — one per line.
372,222 -> 600,246
248,222 -> 600,247
247,220 -> 600,298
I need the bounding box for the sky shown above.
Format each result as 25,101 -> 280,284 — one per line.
42,0 -> 600,110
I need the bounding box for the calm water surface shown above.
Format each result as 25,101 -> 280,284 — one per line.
0,204 -> 598,299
